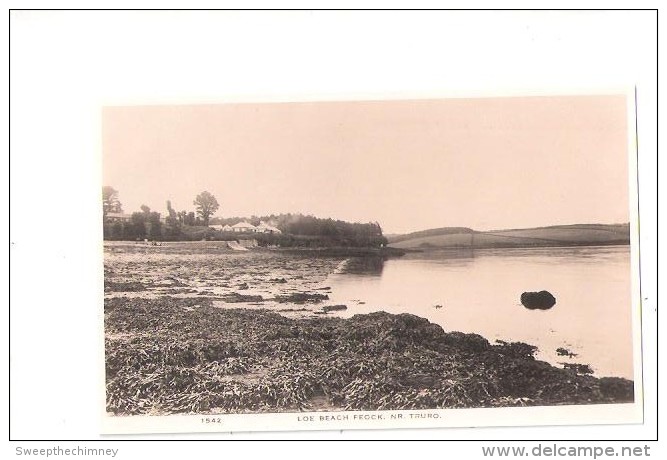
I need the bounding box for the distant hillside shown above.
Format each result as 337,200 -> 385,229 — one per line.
387,227 -> 474,244
388,223 -> 630,249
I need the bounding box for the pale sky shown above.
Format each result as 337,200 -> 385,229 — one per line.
103,96 -> 630,234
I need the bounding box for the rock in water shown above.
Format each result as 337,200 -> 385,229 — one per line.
520,290 -> 556,310
322,304 -> 347,312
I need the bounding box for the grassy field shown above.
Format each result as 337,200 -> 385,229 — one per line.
105,296 -> 634,415
389,224 -> 630,250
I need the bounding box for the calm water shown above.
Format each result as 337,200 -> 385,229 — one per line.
325,246 -> 634,379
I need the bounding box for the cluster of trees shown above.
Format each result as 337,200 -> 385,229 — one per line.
104,203 -> 165,241
102,186 -> 123,218
164,191 -> 219,227
102,188 -> 220,241
102,187 -> 386,247
212,214 -> 387,247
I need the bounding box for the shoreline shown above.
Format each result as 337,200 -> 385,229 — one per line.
104,243 -> 632,379
102,239 -> 629,254
105,296 -> 634,416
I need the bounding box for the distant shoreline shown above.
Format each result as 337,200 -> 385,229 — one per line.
388,223 -> 630,251
103,239 -> 629,254
396,241 -> 631,252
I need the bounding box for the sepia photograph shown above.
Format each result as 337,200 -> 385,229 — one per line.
101,95 -> 641,432
8,7 -> 657,451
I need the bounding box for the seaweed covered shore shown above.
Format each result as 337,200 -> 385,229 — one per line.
105,296 -> 633,416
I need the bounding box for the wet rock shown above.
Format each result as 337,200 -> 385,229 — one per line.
170,288 -> 198,294
274,292 -> 329,304
161,277 -> 187,287
562,363 -> 594,375
494,340 -> 537,359
222,292 -> 264,303
598,377 -> 634,401
270,278 -> 287,284
556,347 -> 577,357
521,290 -> 556,310
440,331 -> 490,352
322,304 -> 347,312
104,281 -> 146,292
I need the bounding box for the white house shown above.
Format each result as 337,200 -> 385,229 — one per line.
257,221 -> 282,234
211,221 -> 282,233
106,212 -> 132,223
231,221 -> 257,233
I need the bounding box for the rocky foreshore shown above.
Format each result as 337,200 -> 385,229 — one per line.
105,296 -> 634,416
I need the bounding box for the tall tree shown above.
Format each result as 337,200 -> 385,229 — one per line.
148,212 -> 162,240
130,212 -> 147,239
102,186 -> 122,219
177,210 -> 187,224
166,200 -> 177,218
193,191 -> 220,226
166,200 -> 178,226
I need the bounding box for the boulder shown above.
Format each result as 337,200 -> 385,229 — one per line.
520,290 -> 556,310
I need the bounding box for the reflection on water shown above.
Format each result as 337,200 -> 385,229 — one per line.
335,256 -> 385,276
397,248 -> 476,267
326,246 -> 634,379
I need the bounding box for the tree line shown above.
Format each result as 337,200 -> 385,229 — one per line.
102,186 -> 386,247
211,214 -> 385,247
103,187 -> 220,241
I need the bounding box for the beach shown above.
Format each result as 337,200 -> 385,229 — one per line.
104,242 -> 634,415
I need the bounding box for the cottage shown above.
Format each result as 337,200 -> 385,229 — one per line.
212,221 -> 282,233
257,221 -> 282,234
231,221 -> 257,233
106,212 -> 132,223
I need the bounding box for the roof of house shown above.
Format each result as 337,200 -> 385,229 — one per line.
232,221 -> 256,228
106,212 -> 131,219
258,221 -> 282,232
